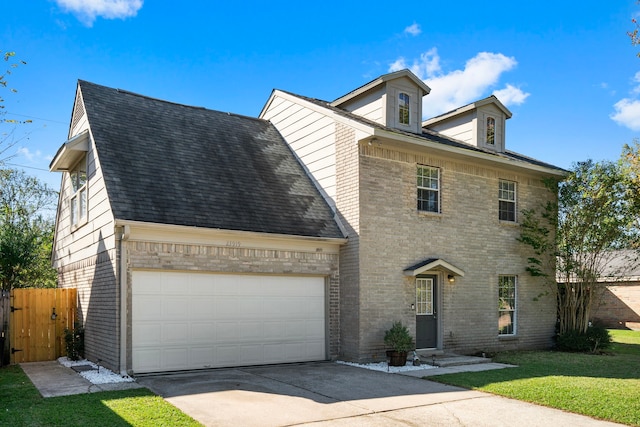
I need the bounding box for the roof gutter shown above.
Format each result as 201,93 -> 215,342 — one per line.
372,129 -> 568,177
113,219 -> 348,245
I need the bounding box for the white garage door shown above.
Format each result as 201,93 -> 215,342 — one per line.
131,271 -> 326,373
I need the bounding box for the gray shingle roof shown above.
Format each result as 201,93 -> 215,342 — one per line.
79,80 -> 344,239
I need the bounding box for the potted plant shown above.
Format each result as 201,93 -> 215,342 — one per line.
384,321 -> 414,366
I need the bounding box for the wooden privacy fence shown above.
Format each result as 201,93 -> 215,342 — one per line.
10,288 -> 77,364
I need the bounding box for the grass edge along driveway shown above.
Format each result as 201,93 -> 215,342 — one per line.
0,365 -> 201,427
429,330 -> 640,427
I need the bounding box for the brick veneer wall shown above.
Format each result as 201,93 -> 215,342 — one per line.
335,123 -> 361,360
592,282 -> 640,329
338,142 -> 557,361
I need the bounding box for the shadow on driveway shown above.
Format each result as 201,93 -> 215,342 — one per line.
137,362 -> 482,426
137,361 -> 623,427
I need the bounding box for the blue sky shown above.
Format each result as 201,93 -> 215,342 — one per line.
3,1 -> 640,190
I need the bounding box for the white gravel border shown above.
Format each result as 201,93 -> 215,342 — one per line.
57,357 -> 135,384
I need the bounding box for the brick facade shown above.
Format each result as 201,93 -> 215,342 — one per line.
336,142 -> 557,362
592,282 -> 640,329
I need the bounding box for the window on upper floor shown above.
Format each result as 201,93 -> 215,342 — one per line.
486,116 -> 496,145
417,165 -> 440,213
498,179 -> 516,222
69,156 -> 87,228
498,275 -> 517,335
399,92 -> 410,125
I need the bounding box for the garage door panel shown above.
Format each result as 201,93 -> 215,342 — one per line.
162,348 -> 189,369
213,297 -> 240,317
190,323 -> 216,341
132,271 -> 326,373
162,322 -> 189,343
215,321 -> 239,340
134,323 -> 162,345
164,298 -> 189,319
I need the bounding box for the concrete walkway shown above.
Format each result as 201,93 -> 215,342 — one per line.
20,361 -> 143,397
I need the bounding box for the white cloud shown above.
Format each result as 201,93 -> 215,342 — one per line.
404,23 -> 421,36
17,147 -> 48,163
493,84 -> 530,106
55,0 -> 143,26
390,49 -> 525,118
610,72 -> 640,130
610,98 -> 640,131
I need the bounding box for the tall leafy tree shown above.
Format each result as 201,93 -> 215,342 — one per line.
0,169 -> 57,290
518,146 -> 640,335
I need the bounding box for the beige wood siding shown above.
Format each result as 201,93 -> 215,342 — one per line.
427,111 -> 476,145
262,95 -> 338,207
53,95 -> 119,371
341,87 -> 385,125
52,125 -> 116,268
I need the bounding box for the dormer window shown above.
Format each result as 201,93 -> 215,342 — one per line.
486,116 -> 496,145
399,92 -> 410,125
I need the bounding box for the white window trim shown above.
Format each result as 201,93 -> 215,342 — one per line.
498,275 -> 517,336
416,277 -> 434,315
69,157 -> 88,230
486,116 -> 496,145
398,92 -> 410,126
498,179 -> 516,222
417,165 -> 440,214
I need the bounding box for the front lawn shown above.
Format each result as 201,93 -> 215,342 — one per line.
0,365 -> 201,427
429,329 -> 640,426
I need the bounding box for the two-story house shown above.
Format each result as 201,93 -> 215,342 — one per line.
50,69 -> 564,374
260,69 -> 565,361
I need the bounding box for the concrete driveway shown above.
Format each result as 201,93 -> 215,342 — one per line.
137,362 -> 623,427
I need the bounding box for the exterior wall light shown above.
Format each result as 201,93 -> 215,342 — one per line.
447,275 -> 455,283
51,308 -> 57,320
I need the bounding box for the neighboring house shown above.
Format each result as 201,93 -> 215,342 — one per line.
51,70 -> 565,374
589,250 -> 640,330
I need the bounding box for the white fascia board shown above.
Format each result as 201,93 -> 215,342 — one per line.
330,69 -> 431,107
404,259 -> 466,277
422,96 -> 512,127
114,219 -> 347,253
261,90 -> 376,135
49,130 -> 90,172
373,129 -> 567,177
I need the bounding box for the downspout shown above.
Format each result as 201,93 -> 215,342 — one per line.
118,225 -> 130,376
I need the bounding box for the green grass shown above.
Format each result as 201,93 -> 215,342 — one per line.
0,365 -> 202,427
429,329 -> 640,426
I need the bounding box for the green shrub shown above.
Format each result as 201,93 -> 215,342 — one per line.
383,321 -> 413,352
64,325 -> 84,360
556,324 -> 611,353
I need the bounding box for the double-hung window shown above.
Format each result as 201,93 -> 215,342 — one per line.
398,92 -> 410,125
498,179 -> 516,222
498,275 -> 517,335
70,157 -> 87,227
417,165 -> 440,213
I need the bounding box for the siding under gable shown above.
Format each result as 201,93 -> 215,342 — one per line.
427,111 -> 476,145
339,86 -> 385,125
262,95 -> 338,208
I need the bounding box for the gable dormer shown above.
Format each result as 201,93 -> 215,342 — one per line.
330,69 -> 430,135
422,95 -> 512,153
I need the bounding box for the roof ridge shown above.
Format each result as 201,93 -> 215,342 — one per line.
78,79 -> 263,123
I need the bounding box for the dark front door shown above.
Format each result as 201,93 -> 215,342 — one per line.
416,276 -> 437,348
